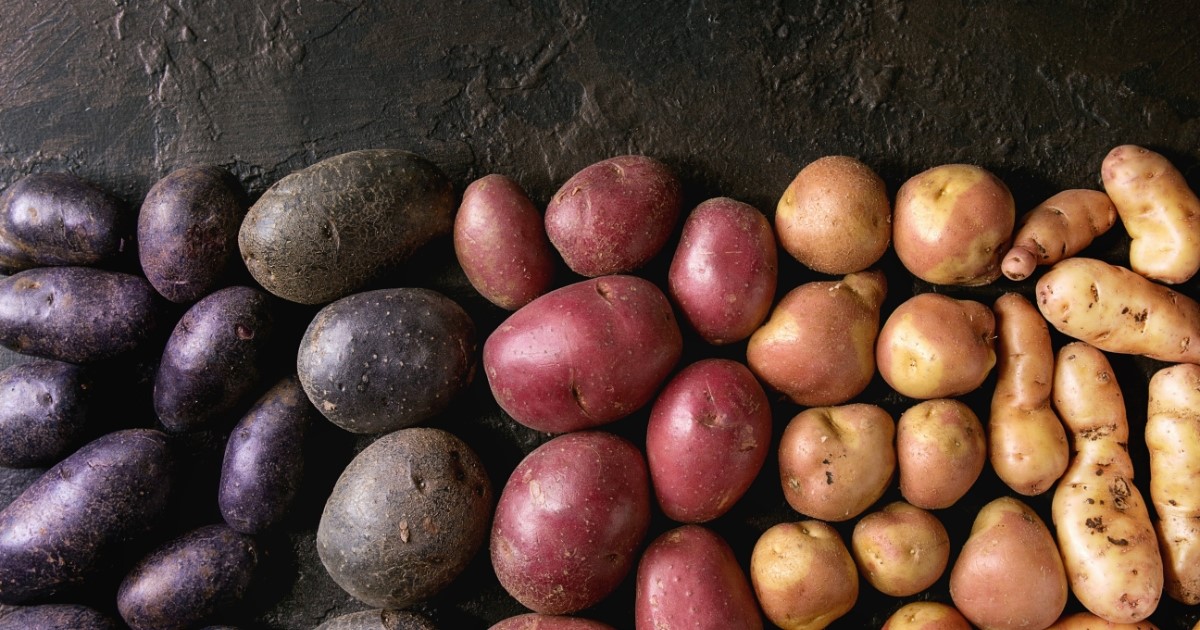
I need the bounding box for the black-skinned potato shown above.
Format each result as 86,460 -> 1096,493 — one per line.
0,360 -> 94,468
0,172 -> 127,273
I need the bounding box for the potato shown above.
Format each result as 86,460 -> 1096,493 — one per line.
117,524 -> 257,630
747,270 -> 886,406
896,399 -> 986,510
1000,189 -> 1117,281
545,155 -> 682,277
491,431 -> 650,614
238,149 -> 455,304
1101,144 -> 1200,284
851,501 -> 949,597
1036,257 -> 1200,364
949,496 -> 1068,630
317,428 -> 491,609
315,610 -> 437,630
635,525 -> 762,630
0,172 -> 126,273
488,614 -> 616,630
778,404 -> 895,522
0,266 -> 162,364
881,602 -> 971,630
0,604 -> 118,630
218,376 -> 316,534
1046,612 -> 1161,630
0,429 -> 174,603
454,174 -> 556,310
893,163 -> 1015,285
645,358 -> 771,523
1052,342 -> 1162,623
483,275 -> 682,433
1145,364 -> 1200,604
298,288 -> 476,434
774,155 -> 891,274
668,197 -> 777,344
876,292 -> 996,399
154,285 -> 275,433
750,520 -> 858,630
137,165 -> 247,303
990,292 -> 1069,496
0,360 -> 94,468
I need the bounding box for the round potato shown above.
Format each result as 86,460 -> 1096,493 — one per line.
488,614 -> 616,630
876,292 -> 996,399
750,520 -> 858,630
896,399 -> 986,510
851,502 -> 950,597
882,602 -> 971,630
315,610 -> 438,630
636,525 -> 762,630
0,360 -> 94,468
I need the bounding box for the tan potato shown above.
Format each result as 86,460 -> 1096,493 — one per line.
850,501 -> 949,597
775,155 -> 891,274
882,602 -> 971,630
1046,612 -> 1160,630
1036,257 -> 1200,364
989,292 -> 1069,495
747,270 -> 886,406
778,404 -> 895,522
1001,189 -> 1118,281
750,520 -> 857,630
1101,144 -> 1200,284
1052,342 -> 1163,624
1146,364 -> 1200,604
893,163 -> 1015,286
896,399 -> 986,510
876,293 -> 996,399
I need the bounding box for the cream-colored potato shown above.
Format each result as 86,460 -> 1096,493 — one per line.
1046,612 -> 1160,630
896,399 -> 986,510
750,520 -> 858,630
882,602 -> 971,630
851,501 -> 949,597
876,293 -> 996,399
1146,364 -> 1200,604
1001,189 -> 1117,281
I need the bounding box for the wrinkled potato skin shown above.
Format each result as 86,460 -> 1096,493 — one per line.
881,602 -> 972,630
1001,189 -> 1117,281
1046,612 -> 1160,630
897,399 -> 986,510
750,520 -> 858,630
0,604 -> 118,630
1146,364 -> 1200,604
0,360 -> 94,468
876,293 -> 996,399
0,173 -> 126,273
314,609 -> 438,630
851,502 -> 950,597
775,156 -> 891,274
778,404 -> 895,522
488,614 -> 617,630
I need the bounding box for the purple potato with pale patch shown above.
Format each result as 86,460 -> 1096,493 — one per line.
0,173 -> 126,273
0,360 -> 94,468
0,603 -> 118,630
315,609 -> 438,630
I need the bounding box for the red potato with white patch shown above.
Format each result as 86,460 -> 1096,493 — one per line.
896,399 -> 987,510
645,358 -> 771,523
882,602 -> 972,630
750,520 -> 858,630
876,293 -> 996,399
851,502 -> 950,597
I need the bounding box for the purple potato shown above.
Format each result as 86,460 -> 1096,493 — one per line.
0,267 -> 162,364
0,429 -> 174,604
117,524 -> 258,630
219,376 -> 316,534
0,360 -> 94,468
0,173 -> 126,273
153,286 -> 275,433
315,609 -> 437,630
138,165 -> 248,304
0,603 -> 118,630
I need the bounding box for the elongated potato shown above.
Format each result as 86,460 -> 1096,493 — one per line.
1146,364 -> 1200,604
1001,189 -> 1118,281
989,292 -> 1069,495
0,173 -> 127,273
1052,342 -> 1162,623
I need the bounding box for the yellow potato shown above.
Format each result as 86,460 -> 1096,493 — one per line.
1146,364 -> 1200,604
896,400 -> 985,510
1001,189 -> 1117,281
851,502 -> 949,597
1046,612 -> 1160,630
876,293 -> 996,399
750,520 -> 858,630
881,602 -> 971,630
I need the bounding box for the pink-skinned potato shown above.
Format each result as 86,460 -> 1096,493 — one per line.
483,275 -> 682,433
896,399 -> 987,510
882,602 -> 972,630
668,197 -> 777,345
851,502 -> 950,597
489,614 -> 617,630
636,525 -> 762,630
750,520 -> 858,630
876,293 -> 996,399
645,358 -> 771,523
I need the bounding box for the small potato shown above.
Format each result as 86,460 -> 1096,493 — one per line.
545,155 -> 682,277
454,174 -> 556,310
0,360 -> 94,468
778,404 -> 895,522
893,163 -> 1015,286
0,604 -> 118,630
876,292 -> 996,399
896,399 -> 986,510
775,155 -> 891,274
881,602 -> 971,630
1145,364 -> 1200,604
314,609 -> 437,630
489,614 -> 616,630
1046,612 -> 1161,630
0,172 -> 126,273
1000,189 -> 1117,281
669,197 -> 777,344
851,502 -> 950,597
750,520 -> 858,630
636,525 -> 761,630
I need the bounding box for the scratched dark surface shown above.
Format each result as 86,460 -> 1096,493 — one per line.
1,1 -> 1200,628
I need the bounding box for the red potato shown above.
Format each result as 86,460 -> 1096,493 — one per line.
882,602 -> 972,630
851,502 -> 950,597
876,293 -> 996,399
489,614 -> 616,630
668,197 -> 777,345
750,520 -> 858,630
635,525 -> 762,630
454,174 -> 556,310
1001,189 -> 1118,281
1145,364 -> 1200,604
645,359 -> 771,523
896,399 -> 986,510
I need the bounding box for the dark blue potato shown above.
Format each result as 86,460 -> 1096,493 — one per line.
0,267 -> 162,364
315,609 -> 437,630
117,524 -> 257,630
0,360 -> 94,468
0,173 -> 126,273
153,285 -> 274,433
138,166 -> 247,304
297,288 -> 475,434
218,376 -> 316,534
0,603 -> 118,629
0,429 -> 174,604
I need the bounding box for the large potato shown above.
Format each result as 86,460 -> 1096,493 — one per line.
876,292 -> 996,399
1145,364 -> 1200,604
483,275 -> 682,433
0,172 -> 126,273
750,520 -> 858,630
851,502 -> 949,597
0,360 -> 94,468
896,399 -> 986,510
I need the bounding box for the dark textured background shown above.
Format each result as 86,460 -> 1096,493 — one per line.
2,1 -> 1200,628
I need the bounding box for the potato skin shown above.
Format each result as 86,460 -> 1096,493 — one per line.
635,525 -> 762,630
0,360 -> 94,468
315,610 -> 438,630
491,431 -> 650,615
238,149 -> 455,304
1000,189 -> 1117,281
668,197 -> 777,344
750,520 -> 858,630
454,174 -> 556,310
488,614 -> 616,630
1046,612 -> 1161,630
483,275 -> 682,433
138,165 -> 247,303
0,172 -> 126,273
0,604 -> 118,630
645,358 -> 771,523
317,428 -> 492,609
298,288 -> 476,434
117,524 -> 258,630
545,155 -> 682,277
876,293 -> 996,399
896,399 -> 986,510
1145,364 -> 1200,604
851,502 -> 950,597
881,602 -> 971,630
0,429 -> 174,604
